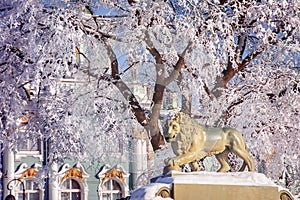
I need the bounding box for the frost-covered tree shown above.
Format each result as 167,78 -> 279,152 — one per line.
0,0 -> 299,194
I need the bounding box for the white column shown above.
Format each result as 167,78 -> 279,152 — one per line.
132,136 -> 147,189
3,147 -> 15,197
49,162 -> 59,200
132,138 -> 140,188
141,139 -> 147,171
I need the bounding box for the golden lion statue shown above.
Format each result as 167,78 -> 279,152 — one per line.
163,112 -> 254,174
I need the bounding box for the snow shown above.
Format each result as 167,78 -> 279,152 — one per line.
130,171 -> 293,200
130,183 -> 172,200
159,171 -> 277,186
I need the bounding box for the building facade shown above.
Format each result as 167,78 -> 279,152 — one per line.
0,77 -> 157,200
0,70 -> 178,200
0,112 -> 153,200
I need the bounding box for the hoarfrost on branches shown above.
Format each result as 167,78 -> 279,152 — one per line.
0,0 -> 299,195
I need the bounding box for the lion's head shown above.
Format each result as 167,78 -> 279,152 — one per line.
164,112 -> 182,142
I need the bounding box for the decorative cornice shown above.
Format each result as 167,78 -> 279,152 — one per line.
58,162 -> 89,184
97,164 -> 129,186
15,163 -> 41,181
60,167 -> 84,183
101,168 -> 125,184
18,168 -> 38,181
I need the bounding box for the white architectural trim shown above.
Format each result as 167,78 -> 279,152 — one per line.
15,150 -> 43,162
11,163 -> 44,200
97,164 -> 130,198
57,162 -> 89,200
14,163 -> 42,176
49,162 -> 59,200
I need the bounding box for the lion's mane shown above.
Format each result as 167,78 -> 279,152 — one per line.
170,112 -> 204,156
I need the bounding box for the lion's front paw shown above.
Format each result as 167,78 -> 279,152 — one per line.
165,158 -> 178,167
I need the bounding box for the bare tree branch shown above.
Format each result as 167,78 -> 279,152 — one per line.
102,38 -> 149,126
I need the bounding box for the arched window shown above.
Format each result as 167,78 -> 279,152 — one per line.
97,165 -> 129,200
100,179 -> 122,200
58,163 -> 89,200
14,164 -> 43,200
61,178 -> 81,200
16,178 -> 40,200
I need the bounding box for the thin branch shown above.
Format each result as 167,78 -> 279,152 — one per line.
168,0 -> 176,13
93,14 -> 128,19
79,23 -> 123,42
238,49 -> 263,71
0,65 -> 8,73
202,80 -> 211,98
119,61 -> 139,76
112,2 -> 128,12
0,5 -> 13,12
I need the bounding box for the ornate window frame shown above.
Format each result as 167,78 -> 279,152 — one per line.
14,163 -> 44,200
58,163 -> 89,200
97,164 -> 129,200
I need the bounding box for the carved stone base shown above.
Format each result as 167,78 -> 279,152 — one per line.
130,172 -> 295,200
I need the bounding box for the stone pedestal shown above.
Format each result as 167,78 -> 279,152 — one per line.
170,171 -> 294,200
130,171 -> 295,200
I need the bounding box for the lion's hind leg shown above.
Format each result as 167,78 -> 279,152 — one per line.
232,145 -> 255,171
215,149 -> 230,172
